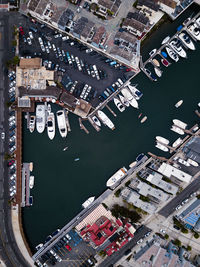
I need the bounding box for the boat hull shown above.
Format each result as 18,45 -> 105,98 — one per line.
36,105 -> 46,134
47,113 -> 55,140
97,110 -> 115,130
56,110 -> 67,138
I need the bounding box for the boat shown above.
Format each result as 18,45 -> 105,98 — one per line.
63,146 -> 68,151
169,39 -> 187,58
173,119 -> 187,129
119,94 -> 130,107
74,158 -> 80,161
161,51 -> 168,58
152,58 -> 160,67
161,36 -> 170,45
198,102 -> 200,108
141,116 -> 147,123
175,100 -> 183,108
192,126 -> 199,132
136,153 -> 145,161
144,68 -> 157,82
47,103 -> 51,115
154,67 -> 162,77
121,88 -> 139,109
149,48 -> 157,57
29,176 -> 34,189
161,59 -> 169,67
36,105 -> 46,133
82,196 -> 95,209
156,136 -> 169,145
56,110 -> 67,138
113,97 -> 125,112
29,115 -> 36,133
187,23 -> 200,41
178,158 -> 190,167
178,32 -> 195,50
129,161 -> 137,168
155,143 -> 169,152
127,85 -> 143,100
171,125 -> 185,135
92,116 -> 101,127
138,113 -> 142,118
97,110 -> 115,130
166,46 -> 179,62
29,196 -> 33,206
172,138 -> 182,148
29,162 -> 33,172
106,167 -> 127,187
187,158 -> 199,167
47,112 -> 55,140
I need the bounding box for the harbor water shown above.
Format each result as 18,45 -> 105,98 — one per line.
22,4 -> 200,250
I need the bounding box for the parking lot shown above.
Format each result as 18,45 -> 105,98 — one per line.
18,17 -> 134,107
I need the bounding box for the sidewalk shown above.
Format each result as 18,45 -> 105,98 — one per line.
11,205 -> 34,267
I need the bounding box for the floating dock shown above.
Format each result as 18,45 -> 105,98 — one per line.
79,118 -> 89,134
21,163 -> 33,207
64,109 -> 71,132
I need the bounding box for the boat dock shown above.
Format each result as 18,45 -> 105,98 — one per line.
79,118 -> 89,134
64,109 -> 71,132
195,109 -> 200,118
21,163 -> 32,207
87,116 -> 101,132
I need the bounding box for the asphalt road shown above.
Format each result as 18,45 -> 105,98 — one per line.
159,175 -> 200,217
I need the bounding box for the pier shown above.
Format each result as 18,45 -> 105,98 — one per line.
64,109 -> 71,132
21,163 -> 32,207
79,118 -> 89,134
195,109 -> 200,118
105,104 -> 117,117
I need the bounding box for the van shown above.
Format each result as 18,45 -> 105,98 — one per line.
29,26 -> 37,33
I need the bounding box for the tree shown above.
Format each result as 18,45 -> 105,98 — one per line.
4,153 -> 13,161
114,189 -> 121,198
164,234 -> 169,239
173,239 -> 181,247
12,40 -> 17,46
140,195 -> 150,202
187,245 -> 192,251
12,56 -> 20,65
194,232 -> 199,239
181,228 -> 188,234
196,194 -> 200,199
111,204 -> 141,222
125,180 -> 131,187
107,9 -> 114,16
98,250 -> 106,258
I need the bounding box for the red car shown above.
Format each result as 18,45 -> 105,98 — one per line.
19,26 -> 24,35
126,68 -> 132,72
8,160 -> 15,166
65,244 -> 72,251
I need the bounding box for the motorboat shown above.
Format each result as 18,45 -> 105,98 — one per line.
121,88 -> 139,109
29,162 -> 33,172
187,158 -> 199,167
152,58 -> 160,67
187,23 -> 200,41
106,167 -> 127,187
47,103 -> 51,115
63,146 -> 68,151
169,39 -> 187,58
113,97 -> 125,112
82,197 -> 95,209
136,153 -> 145,161
129,161 -> 137,168
127,84 -> 143,100
29,176 -> 34,189
47,112 -> 55,140
173,119 -> 187,129
161,59 -> 169,67
171,125 -> 185,135
178,32 -> 195,50
29,115 -> 36,133
175,100 -> 183,108
36,105 -> 46,133
156,136 -> 169,145
138,113 -> 142,118
161,51 -> 167,58
195,16 -> 200,27
198,102 -> 200,108
178,158 -> 190,167
172,137 -> 182,148
154,67 -> 162,77
29,196 -> 33,206
155,143 -> 169,152
166,46 -> 179,62
56,110 -> 67,138
145,68 -> 157,81
161,36 -> 170,45
149,48 -> 157,57
74,158 -> 80,161
97,110 -> 115,130
141,116 -> 147,123
92,116 -> 101,127
119,94 -> 130,107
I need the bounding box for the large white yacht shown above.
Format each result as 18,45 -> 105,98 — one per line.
171,125 -> 185,135
82,197 -> 95,209
155,143 -> 169,152
113,97 -> 125,112
173,119 -> 187,129
97,110 -> 115,130
166,46 -> 179,62
121,87 -> 139,109
172,138 -> 182,148
127,84 -> 143,100
106,167 -> 127,187
187,23 -> 200,41
169,39 -> 187,58
56,110 -> 67,138
47,112 -> 55,140
178,32 -> 195,50
156,136 -> 169,145
36,105 -> 46,133
119,94 -> 130,107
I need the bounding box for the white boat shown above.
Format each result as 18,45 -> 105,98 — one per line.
173,119 -> 187,129
106,167 -> 127,187
156,136 -> 169,145
92,116 -> 101,127
161,36 -> 170,45
47,104 -> 51,115
141,116 -> 147,123
175,100 -> 183,108
36,105 -> 46,133
178,32 -> 195,50
47,112 -> 55,140
29,175 -> 34,189
198,102 -> 200,108
121,88 -> 139,109
82,197 -> 95,209
172,137 -> 182,148
56,110 -> 67,138
154,67 -> 162,77
119,94 -> 130,107
155,143 -> 169,152
166,46 -> 179,62
29,115 -> 36,133
29,162 -> 33,172
152,58 -> 160,67
187,158 -> 199,167
187,23 -> 200,41
149,48 -> 157,57
169,39 -> 187,58
127,85 -> 143,100
97,110 -> 115,130
129,161 -> 137,168
178,158 -> 190,167
63,146 -> 68,151
114,98 -> 125,112
171,125 -> 185,135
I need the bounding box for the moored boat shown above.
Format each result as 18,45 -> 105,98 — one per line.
175,100 -> 183,108
36,105 -> 46,133
97,110 -> 115,130
173,119 -> 187,129
172,137 -> 182,148
187,158 -> 199,167
171,125 -> 185,135
29,162 -> 33,172
154,67 -> 162,77
82,197 -> 95,209
56,110 -> 67,138
119,94 -> 130,107
149,48 -> 157,57
127,85 -> 143,100
113,97 -> 125,112
29,176 -> 34,189
47,112 -> 55,140
152,58 -> 160,67
29,115 -> 36,133
161,36 -> 170,45
141,116 -> 147,123
187,23 -> 200,41
92,116 -> 101,127
178,32 -> 195,50
166,46 -> 179,62
145,68 -> 157,81
161,59 -> 169,67
47,103 -> 51,115
156,136 -> 169,145
169,39 -> 187,58
106,167 -> 127,187
121,88 -> 139,109
155,143 -> 169,152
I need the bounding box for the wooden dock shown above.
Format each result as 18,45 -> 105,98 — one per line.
79,118 -> 89,134
64,109 -> 71,132
88,116 -> 101,132
105,104 -> 117,117
195,109 -> 200,118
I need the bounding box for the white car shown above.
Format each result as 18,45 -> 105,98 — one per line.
48,61 -> 52,69
27,37 -> 32,45
52,44 -> 56,51
29,31 -> 34,39
9,120 -> 15,127
54,34 -> 62,38
65,233 -> 71,240
47,41 -> 52,49
176,205 -> 182,210
10,81 -> 16,87
38,37 -> 43,45
10,146 -> 16,153
1,132 -> 5,140
70,42 -> 74,46
9,136 -> 16,142
10,174 -> 16,180
41,44 -> 45,52
160,229 -> 166,234
137,239 -> 143,244
62,36 -> 69,41
117,78 -> 123,85
10,190 -> 16,197
9,116 -> 15,121
45,46 -> 50,53
9,87 -> 15,93
86,48 -> 93,53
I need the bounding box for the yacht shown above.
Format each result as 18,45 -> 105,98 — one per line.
56,110 -> 67,138
187,23 -> 200,41
156,136 -> 169,145
152,58 -> 160,67
172,138 -> 182,148
29,176 -> 34,189
127,84 -> 143,100
149,48 -> 157,57
161,36 -> 170,45
47,112 -> 55,140
29,115 -> 36,133
178,32 -> 195,50
187,158 -> 199,167
175,100 -> 183,108
169,39 -> 187,58
161,58 -> 169,67
121,88 -> 139,109
106,167 -> 127,188
36,105 -> 46,133
145,68 -> 157,81
119,94 -> 130,107
92,116 -> 101,127
171,125 -> 185,135
141,116 -> 147,123
166,46 -> 179,62
114,97 -> 125,112
173,119 -> 187,129
155,143 -> 169,152
97,110 -> 115,130
82,197 -> 95,209
154,67 -> 162,77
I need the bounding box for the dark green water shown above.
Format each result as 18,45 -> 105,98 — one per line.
22,5 -> 200,250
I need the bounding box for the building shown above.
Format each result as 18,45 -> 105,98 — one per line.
72,16 -> 95,41
97,0 -> 122,18
183,136 -> 200,165
121,188 -> 157,214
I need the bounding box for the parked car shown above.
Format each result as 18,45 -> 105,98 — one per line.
19,26 -> 24,35
65,244 -> 72,251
